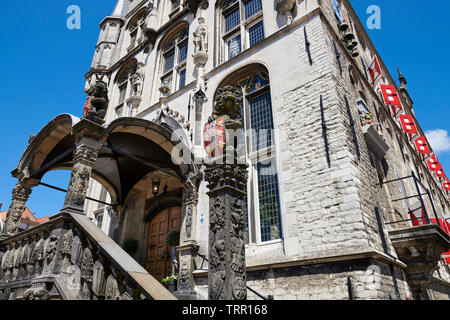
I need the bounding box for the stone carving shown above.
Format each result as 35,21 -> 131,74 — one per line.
184,188 -> 198,239
205,88 -> 248,300
105,274 -> 121,300
65,166 -> 91,209
45,235 -> 59,264
74,145 -> 98,165
0,215 -> 164,300
193,17 -> 208,54
1,183 -> 32,238
61,229 -> 73,272
157,105 -> 192,133
84,75 -> 109,123
92,260 -> 106,296
80,247 -> 94,283
179,262 -> 190,291
23,286 -> 50,300
131,62 -> 145,97
276,0 -> 296,25
210,86 -> 243,123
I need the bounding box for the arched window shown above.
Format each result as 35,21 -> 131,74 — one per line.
217,0 -> 265,63
115,59 -> 138,118
215,64 -> 282,243
126,9 -> 148,51
159,24 -> 189,95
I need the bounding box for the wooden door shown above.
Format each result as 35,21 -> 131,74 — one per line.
145,207 -> 181,281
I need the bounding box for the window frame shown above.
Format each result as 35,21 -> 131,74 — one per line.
160,28 -> 189,96
220,68 -> 282,245
220,0 -> 265,63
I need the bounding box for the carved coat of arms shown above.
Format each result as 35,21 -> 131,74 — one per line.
203,116 -> 226,158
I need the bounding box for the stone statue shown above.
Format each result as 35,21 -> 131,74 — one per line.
193,17 -> 208,54
132,63 -> 145,97
84,74 -> 109,122
209,86 -> 243,123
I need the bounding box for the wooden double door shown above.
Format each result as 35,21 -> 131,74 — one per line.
145,207 -> 181,281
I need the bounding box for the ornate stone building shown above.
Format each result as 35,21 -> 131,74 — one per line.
1,0 -> 450,300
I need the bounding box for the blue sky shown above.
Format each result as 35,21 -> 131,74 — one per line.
0,0 -> 448,218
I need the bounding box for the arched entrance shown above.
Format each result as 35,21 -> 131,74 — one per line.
146,207 -> 181,280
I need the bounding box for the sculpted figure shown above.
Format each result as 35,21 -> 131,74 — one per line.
193,17 -> 208,53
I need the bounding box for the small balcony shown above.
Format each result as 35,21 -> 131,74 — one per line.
389,219 -> 450,300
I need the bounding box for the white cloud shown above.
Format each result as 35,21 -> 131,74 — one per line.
425,129 -> 450,154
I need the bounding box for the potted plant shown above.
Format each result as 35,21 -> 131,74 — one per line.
162,275 -> 178,292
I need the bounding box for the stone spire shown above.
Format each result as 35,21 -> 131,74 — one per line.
112,0 -> 126,18
397,66 -> 407,90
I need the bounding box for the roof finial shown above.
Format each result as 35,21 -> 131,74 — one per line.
397,66 -> 407,89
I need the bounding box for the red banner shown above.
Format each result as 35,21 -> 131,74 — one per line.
204,116 -> 226,158
414,136 -> 430,154
380,84 -> 402,114
427,154 -> 439,171
368,55 -> 383,86
436,169 -> 446,179
399,115 -> 418,135
443,181 -> 450,191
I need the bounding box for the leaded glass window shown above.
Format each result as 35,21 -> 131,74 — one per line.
249,91 -> 274,151
179,69 -> 186,90
228,34 -> 242,59
221,0 -> 265,63
225,8 -> 240,32
160,26 -> 189,95
257,159 -> 282,242
216,66 -> 282,243
249,21 -> 265,48
245,0 -> 263,19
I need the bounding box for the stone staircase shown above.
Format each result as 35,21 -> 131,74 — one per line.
0,211 -> 176,300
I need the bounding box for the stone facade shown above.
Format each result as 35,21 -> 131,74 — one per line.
41,0 -> 450,299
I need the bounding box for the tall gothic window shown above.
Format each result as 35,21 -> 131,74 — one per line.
215,64 -> 282,244
159,25 -> 189,96
127,9 -> 147,51
115,60 -> 138,118
218,0 -> 265,63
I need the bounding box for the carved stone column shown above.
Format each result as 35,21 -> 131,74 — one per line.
205,158 -> 248,300
0,178 -> 39,240
176,185 -> 199,295
204,85 -> 248,300
62,120 -> 107,214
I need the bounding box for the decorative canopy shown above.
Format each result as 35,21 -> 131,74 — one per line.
14,115 -> 197,206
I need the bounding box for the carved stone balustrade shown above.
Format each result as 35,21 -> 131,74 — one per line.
0,211 -> 176,300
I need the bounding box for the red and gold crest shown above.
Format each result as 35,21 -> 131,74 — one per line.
204,116 -> 226,158
83,97 -> 91,117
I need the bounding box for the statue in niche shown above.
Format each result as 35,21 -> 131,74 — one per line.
193,17 -> 208,54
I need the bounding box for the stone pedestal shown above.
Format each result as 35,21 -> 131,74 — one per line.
62,119 -> 107,214
204,158 -> 248,300
389,225 -> 450,300
176,243 -> 199,294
